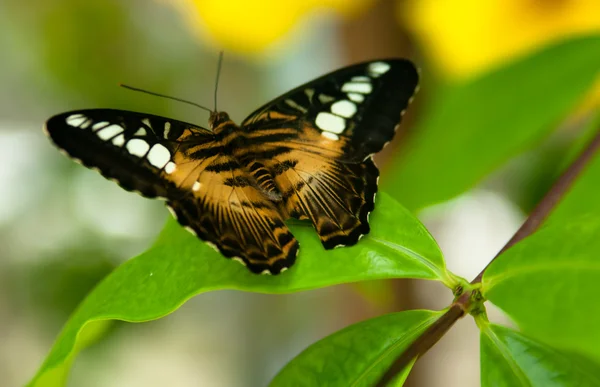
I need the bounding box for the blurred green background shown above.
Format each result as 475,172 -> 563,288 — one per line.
0,0 -> 598,386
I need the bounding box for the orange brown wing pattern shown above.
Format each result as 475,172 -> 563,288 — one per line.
271,152 -> 377,249
247,124 -> 378,249
240,117 -> 378,249
45,109 -> 297,274
165,152 -> 297,274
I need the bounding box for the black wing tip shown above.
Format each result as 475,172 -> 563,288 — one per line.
243,241 -> 299,275
321,223 -> 371,250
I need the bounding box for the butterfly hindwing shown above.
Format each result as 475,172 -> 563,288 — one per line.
166,155 -> 298,274
268,152 -> 378,249
242,59 -> 419,162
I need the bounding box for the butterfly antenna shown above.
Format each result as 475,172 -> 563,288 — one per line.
119,84 -> 212,113
214,51 -> 224,112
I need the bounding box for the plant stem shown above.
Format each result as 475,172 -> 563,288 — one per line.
376,125 -> 600,386
471,125 -> 600,283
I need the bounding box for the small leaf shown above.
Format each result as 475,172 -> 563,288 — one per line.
29,192 -> 448,386
385,34 -> 600,211
270,310 -> 443,387
480,323 -> 600,386
482,146 -> 600,363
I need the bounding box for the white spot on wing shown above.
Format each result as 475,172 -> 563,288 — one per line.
368,62 -> 390,76
92,121 -> 109,131
318,94 -> 335,104
112,134 -> 125,146
261,269 -> 272,275
342,82 -> 372,94
167,206 -> 177,219
141,118 -> 151,128
192,181 -> 201,191
280,267 -> 288,273
135,127 -> 147,136
164,161 -> 176,174
97,125 -> 124,140
352,76 -> 370,82
347,93 -> 365,103
147,143 -> 171,168
205,241 -> 219,253
315,112 -> 345,134
284,98 -> 308,113
232,257 -> 246,267
164,122 -> 171,138
331,100 -> 357,118
304,88 -> 315,102
321,131 -> 339,141
184,226 -> 197,236
126,138 -> 150,157
80,119 -> 92,129
66,114 -> 86,127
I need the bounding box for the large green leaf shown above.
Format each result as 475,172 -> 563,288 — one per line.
384,34 -> 600,211
482,144 -> 600,362
29,192 -> 449,386
480,323 -> 600,386
482,219 -> 600,363
270,310 -> 442,387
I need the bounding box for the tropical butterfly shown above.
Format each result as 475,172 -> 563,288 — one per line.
44,59 -> 419,274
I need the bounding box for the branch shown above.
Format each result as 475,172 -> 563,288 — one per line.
471,126 -> 600,283
376,125 -> 600,386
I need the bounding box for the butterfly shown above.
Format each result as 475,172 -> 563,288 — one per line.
44,59 -> 419,275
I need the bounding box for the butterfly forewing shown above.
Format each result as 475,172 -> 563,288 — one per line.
45,109 -> 214,198
242,59 -> 419,162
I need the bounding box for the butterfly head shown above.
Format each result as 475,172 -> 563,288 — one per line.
209,111 -> 232,130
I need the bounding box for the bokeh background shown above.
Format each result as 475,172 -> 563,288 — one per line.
0,0 -> 598,386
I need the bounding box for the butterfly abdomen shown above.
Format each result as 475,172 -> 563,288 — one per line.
246,160 -> 282,202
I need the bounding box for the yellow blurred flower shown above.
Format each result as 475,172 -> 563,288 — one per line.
400,0 -> 600,79
169,0 -> 373,55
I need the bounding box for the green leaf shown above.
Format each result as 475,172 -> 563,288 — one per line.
483,143 -> 600,363
29,192 -> 449,386
482,219 -> 600,363
388,358 -> 416,387
544,129 -> 600,223
480,323 -> 600,386
384,34 -> 600,211
270,310 -> 442,387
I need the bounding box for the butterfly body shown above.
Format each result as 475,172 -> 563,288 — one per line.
45,59 -> 419,274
